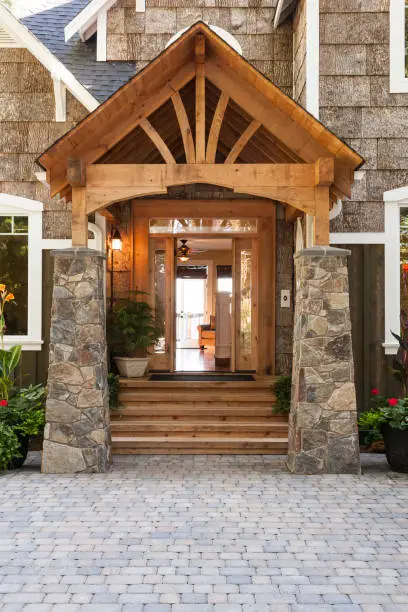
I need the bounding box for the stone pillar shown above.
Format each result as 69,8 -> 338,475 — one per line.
42,248 -> 111,474
287,246 -> 360,474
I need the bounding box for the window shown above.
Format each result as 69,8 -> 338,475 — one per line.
390,0 -> 408,92
0,195 -> 43,350
149,219 -> 257,234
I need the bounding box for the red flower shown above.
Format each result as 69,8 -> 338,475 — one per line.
388,398 -> 398,407
403,264 -> 408,271
371,388 -> 379,395
0,399 -> 7,406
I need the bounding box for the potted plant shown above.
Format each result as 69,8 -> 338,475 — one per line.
107,293 -> 161,378
357,388 -> 384,451
379,398 -> 408,472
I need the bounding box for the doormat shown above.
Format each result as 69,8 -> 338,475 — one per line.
149,374 -> 255,382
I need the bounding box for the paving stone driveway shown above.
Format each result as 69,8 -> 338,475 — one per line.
0,453 -> 407,612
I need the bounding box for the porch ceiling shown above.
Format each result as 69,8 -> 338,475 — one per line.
37,21 -> 363,202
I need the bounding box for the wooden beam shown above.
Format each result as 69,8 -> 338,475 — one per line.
133,217 -> 149,294
132,199 -> 277,218
206,91 -> 229,163
171,92 -> 195,163
139,118 -> 176,165
67,158 -> 85,186
315,157 -> 335,186
87,163 -> 317,189
224,120 -> 261,164
195,34 -> 206,164
86,187 -> 167,214
71,186 -> 87,247
285,205 -> 303,223
314,186 -> 330,246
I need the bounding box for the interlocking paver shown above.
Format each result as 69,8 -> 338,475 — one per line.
0,453 -> 407,611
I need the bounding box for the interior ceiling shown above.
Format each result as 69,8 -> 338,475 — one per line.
98,78 -> 302,166
178,238 -> 233,252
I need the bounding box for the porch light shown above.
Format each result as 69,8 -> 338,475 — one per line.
177,239 -> 191,262
111,228 -> 122,251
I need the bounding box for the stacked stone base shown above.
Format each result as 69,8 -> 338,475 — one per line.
287,246 -> 361,475
42,248 -> 111,474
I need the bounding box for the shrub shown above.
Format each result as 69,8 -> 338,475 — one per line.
0,422 -> 20,471
273,375 -> 291,414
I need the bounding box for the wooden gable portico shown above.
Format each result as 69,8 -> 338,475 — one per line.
38,22 -> 362,247
39,22 -> 364,472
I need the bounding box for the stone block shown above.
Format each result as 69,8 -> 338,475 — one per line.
287,247 -> 360,475
320,45 -> 366,76
320,13 -> 388,45
42,249 -> 111,474
320,76 -> 370,107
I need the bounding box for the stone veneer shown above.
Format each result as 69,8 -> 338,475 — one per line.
42,249 -> 111,474
287,246 -> 360,475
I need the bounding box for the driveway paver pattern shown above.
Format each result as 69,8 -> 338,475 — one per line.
0,453 -> 407,611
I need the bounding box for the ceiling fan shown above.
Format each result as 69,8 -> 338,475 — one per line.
176,239 -> 208,262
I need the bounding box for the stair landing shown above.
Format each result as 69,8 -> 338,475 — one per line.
111,376 -> 288,455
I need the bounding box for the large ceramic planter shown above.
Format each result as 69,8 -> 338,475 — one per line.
115,356 -> 150,378
382,423 -> 408,473
8,433 -> 29,470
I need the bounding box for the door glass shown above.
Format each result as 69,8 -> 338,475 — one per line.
153,248 -> 166,354
176,278 -> 206,348
240,248 -> 252,355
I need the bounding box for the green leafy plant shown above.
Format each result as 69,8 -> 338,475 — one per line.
273,375 -> 291,414
0,285 -> 22,400
390,330 -> 408,396
107,292 -> 162,358
0,422 -> 20,471
108,373 -> 121,410
0,384 -> 46,437
380,398 -> 408,431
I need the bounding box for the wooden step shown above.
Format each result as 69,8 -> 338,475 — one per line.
110,418 -> 288,437
118,391 -> 276,404
119,378 -> 276,390
113,405 -> 278,417
112,436 -> 288,455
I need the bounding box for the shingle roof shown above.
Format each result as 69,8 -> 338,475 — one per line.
11,0 -> 136,103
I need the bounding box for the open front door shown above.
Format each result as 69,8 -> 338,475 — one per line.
233,238 -> 259,372
149,237 -> 175,371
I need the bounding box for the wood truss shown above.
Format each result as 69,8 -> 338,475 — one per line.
38,23 -> 363,249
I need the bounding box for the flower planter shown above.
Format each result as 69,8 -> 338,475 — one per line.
8,433 -> 29,470
382,423 -> 408,473
115,356 -> 150,378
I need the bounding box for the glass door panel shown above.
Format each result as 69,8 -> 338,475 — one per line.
233,238 -> 259,371
149,237 -> 175,370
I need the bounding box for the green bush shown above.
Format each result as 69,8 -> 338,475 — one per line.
0,384 -> 46,437
108,373 -> 121,410
273,375 -> 291,414
0,422 -> 20,471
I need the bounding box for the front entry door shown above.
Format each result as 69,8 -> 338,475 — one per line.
149,237 -> 175,371
233,237 -> 259,372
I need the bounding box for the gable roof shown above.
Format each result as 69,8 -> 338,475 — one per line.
9,0 -> 136,103
38,21 -> 363,200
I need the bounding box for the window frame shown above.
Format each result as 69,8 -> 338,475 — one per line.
390,0 -> 408,93
0,195 -> 43,351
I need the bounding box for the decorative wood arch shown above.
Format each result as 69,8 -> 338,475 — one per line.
37,22 -> 363,248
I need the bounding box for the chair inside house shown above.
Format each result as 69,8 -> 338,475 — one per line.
198,315 -> 216,350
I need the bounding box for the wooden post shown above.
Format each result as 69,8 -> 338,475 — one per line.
133,217 -> 149,295
71,187 -> 87,247
195,35 -> 206,164
314,186 -> 330,246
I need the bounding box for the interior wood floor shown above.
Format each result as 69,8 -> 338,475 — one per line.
175,346 -> 230,372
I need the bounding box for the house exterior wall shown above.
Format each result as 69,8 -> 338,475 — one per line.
106,0 -> 293,96
0,48 -> 88,239
292,0 -> 306,106
319,1 -> 404,234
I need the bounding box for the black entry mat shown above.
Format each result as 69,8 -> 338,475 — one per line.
149,374 -> 255,382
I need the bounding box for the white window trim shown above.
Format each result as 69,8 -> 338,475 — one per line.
64,0 -> 117,43
383,186 -> 408,355
390,0 -> 408,93
0,195 -> 43,351
96,10 -> 107,62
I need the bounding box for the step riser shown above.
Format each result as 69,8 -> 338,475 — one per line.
113,448 -> 287,455
111,430 -> 288,438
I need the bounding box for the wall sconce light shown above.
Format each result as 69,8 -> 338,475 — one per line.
110,227 -> 122,310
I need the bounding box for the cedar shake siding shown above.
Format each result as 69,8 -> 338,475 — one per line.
106,0 -> 294,96
319,1 -> 406,233
0,48 -> 88,239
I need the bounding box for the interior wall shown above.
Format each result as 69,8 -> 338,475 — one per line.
185,249 -> 232,317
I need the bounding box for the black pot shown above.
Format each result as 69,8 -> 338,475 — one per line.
382,423 -> 408,473
8,433 -> 29,470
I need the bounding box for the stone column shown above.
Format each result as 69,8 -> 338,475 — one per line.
287,246 -> 360,475
42,248 -> 111,474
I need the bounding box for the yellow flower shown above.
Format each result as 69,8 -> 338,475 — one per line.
5,293 -> 14,302
0,284 -> 5,292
